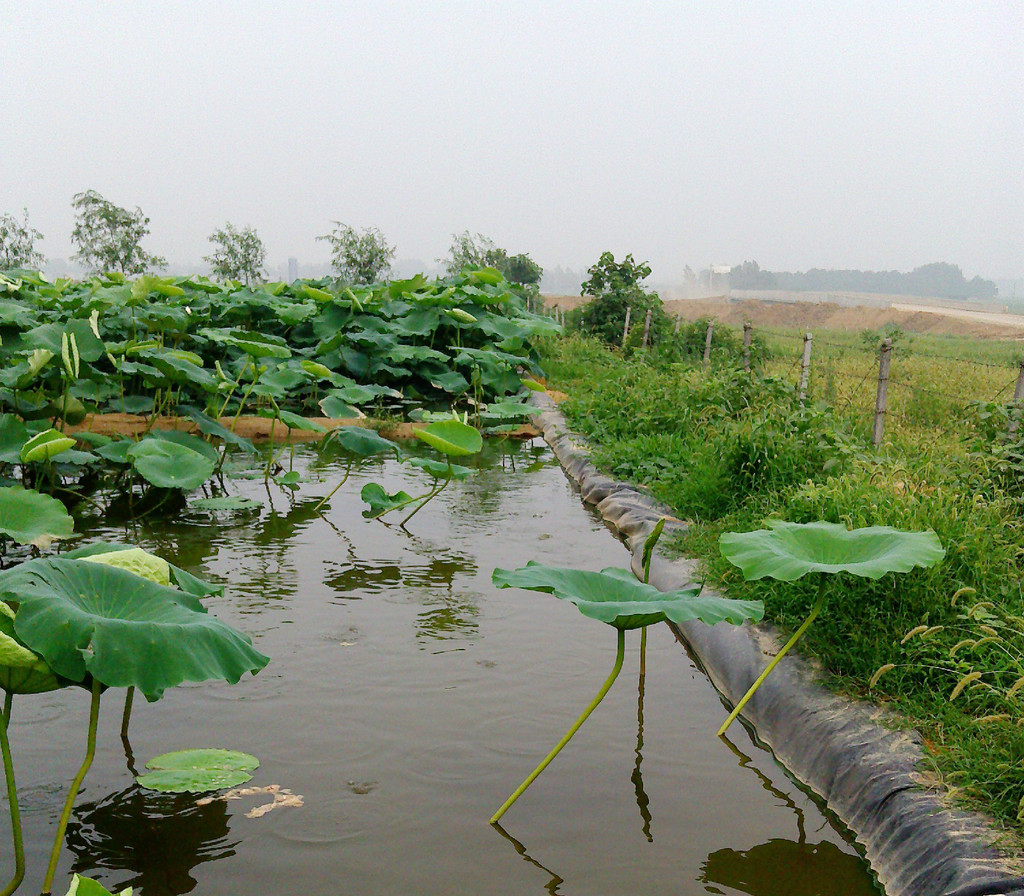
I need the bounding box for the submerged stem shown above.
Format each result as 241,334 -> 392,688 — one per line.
717,578 -> 827,737
41,679 -> 102,896
490,628 -> 626,824
0,696 -> 24,896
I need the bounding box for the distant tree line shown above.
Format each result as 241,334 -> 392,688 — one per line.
729,260 -> 998,300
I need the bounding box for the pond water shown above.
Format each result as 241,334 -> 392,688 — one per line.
3,439 -> 882,895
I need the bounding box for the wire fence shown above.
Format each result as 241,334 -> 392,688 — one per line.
683,320 -> 1024,448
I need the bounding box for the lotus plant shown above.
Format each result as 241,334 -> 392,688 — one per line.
716,520 -> 944,735
489,524 -> 763,823
0,547 -> 267,895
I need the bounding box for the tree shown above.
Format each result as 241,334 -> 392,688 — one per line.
318,223 -> 395,284
0,208 -> 45,269
573,251 -> 669,347
70,190 -> 165,275
204,222 -> 267,286
439,232 -> 543,285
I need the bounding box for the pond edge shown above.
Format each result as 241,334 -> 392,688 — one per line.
529,391 -> 1024,896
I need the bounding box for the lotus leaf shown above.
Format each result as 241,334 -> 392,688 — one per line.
94,440 -> 133,465
5,558 -> 268,700
81,548 -> 171,586
256,408 -> 325,433
407,457 -> 473,480
0,486 -> 74,547
20,429 -> 77,464
148,429 -> 221,465
0,601 -> 61,694
318,395 -> 362,419
179,405 -> 257,455
0,415 -> 29,464
414,419 -> 483,457
64,874 -> 133,896
200,328 -> 291,359
492,563 -> 764,631
321,426 -> 400,458
719,520 -> 945,582
360,483 -> 415,519
128,438 -> 216,490
136,748 -> 259,793
62,542 -> 223,598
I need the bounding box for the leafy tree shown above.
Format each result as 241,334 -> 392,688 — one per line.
70,190 -> 166,275
318,222 -> 395,284
440,231 -> 543,285
572,251 -> 669,347
0,208 -> 45,270
205,222 -> 267,286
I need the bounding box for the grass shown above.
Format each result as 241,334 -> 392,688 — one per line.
540,327 -> 1024,838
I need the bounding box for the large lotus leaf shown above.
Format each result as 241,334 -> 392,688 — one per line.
200,328 -> 291,359
492,562 -> 764,631
94,439 -> 133,465
136,748 -> 259,793
178,404 -> 258,455
65,873 -> 133,896
20,428 -> 77,463
360,482 -> 415,519
128,438 -> 216,490
7,558 -> 268,700
63,542 -> 223,598
0,601 -> 61,694
0,414 -> 29,463
0,485 -> 74,547
719,520 -> 945,583
414,419 -> 483,456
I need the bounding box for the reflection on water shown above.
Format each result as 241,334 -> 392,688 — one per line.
700,839 -> 874,896
416,594 -> 479,645
631,665 -> 653,842
65,785 -> 237,896
706,737 -> 881,895
491,823 -> 564,896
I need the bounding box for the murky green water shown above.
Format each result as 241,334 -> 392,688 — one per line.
2,440 -> 881,895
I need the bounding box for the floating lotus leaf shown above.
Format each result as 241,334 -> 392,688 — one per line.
136,748 -> 259,793
20,428 -> 77,463
480,401 -> 534,421
5,558 -> 268,700
492,562 -> 764,631
0,485 -> 75,548
360,482 -> 415,519
0,601 -> 61,694
414,419 -> 483,457
719,520 -> 946,583
128,438 -> 216,490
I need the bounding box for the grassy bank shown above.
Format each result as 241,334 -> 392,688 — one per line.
541,330 -> 1024,837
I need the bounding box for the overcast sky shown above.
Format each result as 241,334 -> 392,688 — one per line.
3,1 -> 1021,280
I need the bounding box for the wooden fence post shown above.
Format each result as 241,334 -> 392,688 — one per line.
703,321 -> 714,367
622,307 -> 632,346
798,332 -> 813,400
873,338 -> 893,448
1006,361 -> 1024,441
742,322 -> 752,373
641,309 -> 653,348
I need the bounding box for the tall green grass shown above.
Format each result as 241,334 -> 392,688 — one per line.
543,330 -> 1024,834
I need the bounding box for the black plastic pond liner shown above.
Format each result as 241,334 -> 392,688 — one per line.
528,392 -> 1024,896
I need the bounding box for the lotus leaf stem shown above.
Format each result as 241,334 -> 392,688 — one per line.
490,628 -> 626,824
400,467 -> 452,527
120,687 -> 134,737
41,679 -> 102,896
0,697 -> 24,896
639,626 -> 647,677
717,578 -> 827,736
313,463 -> 352,512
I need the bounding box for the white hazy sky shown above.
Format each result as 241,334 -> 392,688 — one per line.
3,1 -> 1022,280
